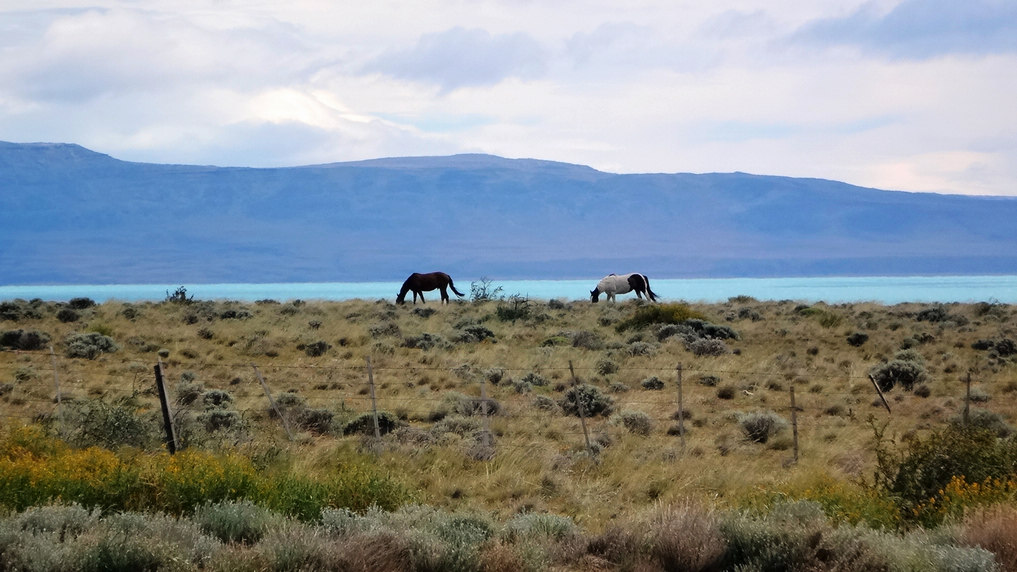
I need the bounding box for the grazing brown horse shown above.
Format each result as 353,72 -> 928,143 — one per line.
396,272 -> 466,304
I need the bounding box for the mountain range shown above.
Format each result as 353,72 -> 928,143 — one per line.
2,141 -> 1015,285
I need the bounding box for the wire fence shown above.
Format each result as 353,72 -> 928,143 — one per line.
0,347 -> 996,460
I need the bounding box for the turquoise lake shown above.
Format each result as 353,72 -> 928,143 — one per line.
2,275 -> 1015,304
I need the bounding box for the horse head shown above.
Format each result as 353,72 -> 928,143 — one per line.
395,291 -> 407,305
590,288 -> 600,303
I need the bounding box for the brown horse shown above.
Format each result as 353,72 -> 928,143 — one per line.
396,272 -> 466,304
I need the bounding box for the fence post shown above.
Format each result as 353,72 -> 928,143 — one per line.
676,363 -> 685,452
789,385 -> 799,465
252,363 -> 294,441
49,346 -> 63,438
868,374 -> 892,414
568,360 -> 595,458
366,356 -> 381,439
480,377 -> 492,449
964,372 -> 972,426
154,359 -> 179,454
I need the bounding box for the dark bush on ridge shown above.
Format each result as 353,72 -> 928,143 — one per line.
0,329 -> 50,351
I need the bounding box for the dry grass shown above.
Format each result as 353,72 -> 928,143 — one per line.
2,295 -> 1016,529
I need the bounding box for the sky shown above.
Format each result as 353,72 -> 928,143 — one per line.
2,0 -> 1016,196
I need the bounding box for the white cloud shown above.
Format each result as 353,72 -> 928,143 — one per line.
0,1 -> 1016,195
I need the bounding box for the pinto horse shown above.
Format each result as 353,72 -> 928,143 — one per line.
396,272 -> 466,305
590,273 -> 659,303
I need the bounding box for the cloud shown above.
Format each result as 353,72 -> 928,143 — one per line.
0,7 -> 314,102
367,27 -> 547,91
791,0 -> 1017,59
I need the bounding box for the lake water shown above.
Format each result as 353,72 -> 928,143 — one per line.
2,275 -> 1015,305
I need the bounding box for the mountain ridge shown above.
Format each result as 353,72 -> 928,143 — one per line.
2,141 -> 1015,285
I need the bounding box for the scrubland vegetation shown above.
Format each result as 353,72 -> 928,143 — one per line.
2,289 -> 1016,571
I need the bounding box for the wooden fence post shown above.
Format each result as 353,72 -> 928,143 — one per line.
964,372 -> 972,426
480,377 -> 492,449
154,359 -> 179,454
868,374 -> 892,414
366,357 -> 381,439
568,361 -> 595,458
49,346 -> 63,438
789,385 -> 799,465
676,363 -> 685,452
252,363 -> 294,441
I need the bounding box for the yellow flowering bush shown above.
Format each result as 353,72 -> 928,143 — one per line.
0,425 -> 409,518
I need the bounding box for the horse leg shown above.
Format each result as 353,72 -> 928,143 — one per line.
440,287 -> 449,304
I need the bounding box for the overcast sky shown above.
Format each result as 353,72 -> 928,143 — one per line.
2,1 -> 1016,195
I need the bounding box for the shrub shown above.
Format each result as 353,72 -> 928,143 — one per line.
64,397 -> 157,450
628,341 -> 656,356
571,330 -> 603,350
368,322 -> 401,337
872,424 -> 1017,525
56,308 -> 79,323
454,324 -> 496,343
737,411 -> 787,444
560,384 -> 613,418
202,389 -> 234,410
869,359 -> 928,392
403,333 -> 446,350
64,332 -> 119,359
198,410 -> 243,432
194,499 -> 278,544
641,376 -> 665,390
688,338 -> 729,356
165,286 -> 193,304
532,395 -> 560,412
596,359 -> 618,375
846,332 -> 869,347
302,340 -> 331,357
67,297 -> 96,310
0,329 -> 51,351
470,277 -> 503,302
520,372 -> 549,387
296,408 -> 335,434
615,410 -> 653,436
496,295 -> 532,322
953,408 -> 1014,438
616,303 -> 707,331
698,375 -> 720,387
343,411 -> 400,436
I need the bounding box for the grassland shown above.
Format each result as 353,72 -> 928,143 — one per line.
1,291 -> 1016,570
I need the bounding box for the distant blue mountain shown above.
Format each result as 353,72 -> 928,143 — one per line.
2,141 -> 1015,285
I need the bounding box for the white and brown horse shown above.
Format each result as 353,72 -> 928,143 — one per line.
590,273 -> 659,303
396,272 -> 465,304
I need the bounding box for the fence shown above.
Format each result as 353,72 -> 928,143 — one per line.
0,348 -> 999,463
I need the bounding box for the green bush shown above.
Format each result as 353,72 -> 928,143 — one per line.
872,424 -> 1017,525
737,411 -> 787,444
560,384 -> 613,418
343,411 -> 400,436
64,397 -> 157,450
869,359 -> 928,392
193,499 -> 279,544
56,308 -> 79,323
64,332 -> 119,359
616,303 -> 707,331
615,410 -> 653,436
641,376 -> 665,390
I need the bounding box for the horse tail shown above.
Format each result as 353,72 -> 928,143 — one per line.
448,277 -> 465,298
642,274 -> 659,302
